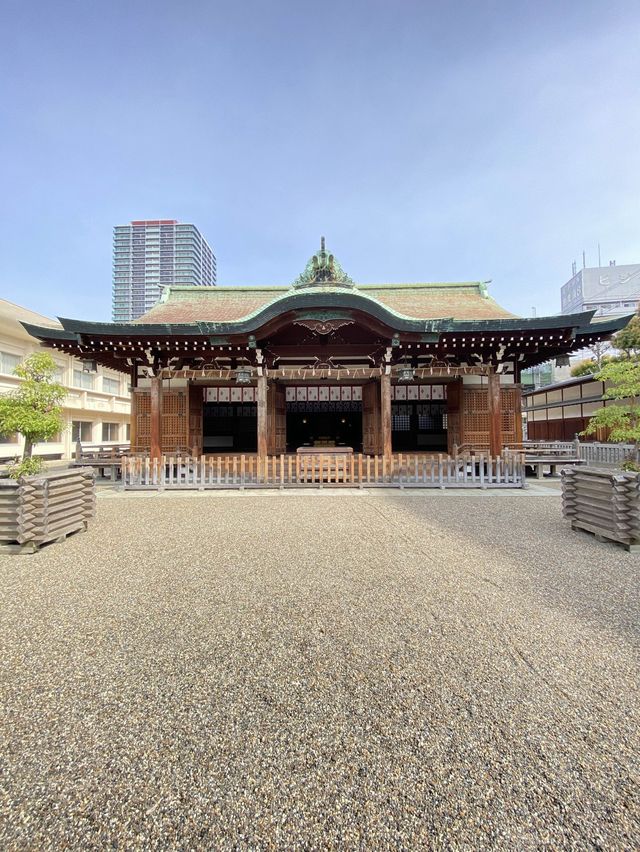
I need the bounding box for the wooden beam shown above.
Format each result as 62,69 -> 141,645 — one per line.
380,372 -> 392,461
150,376 -> 162,461
257,374 -> 268,460
488,370 -> 503,457
263,344 -> 385,359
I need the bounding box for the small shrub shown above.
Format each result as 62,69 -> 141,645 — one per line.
571,359 -> 597,377
7,456 -> 44,479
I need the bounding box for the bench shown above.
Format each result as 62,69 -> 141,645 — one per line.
454,442 -> 584,479
504,442 -> 583,479
69,443 -> 130,480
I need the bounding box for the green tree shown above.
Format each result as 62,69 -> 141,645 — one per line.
0,352 -> 66,478
614,312 -> 640,357
571,359 -> 599,377
582,360 -> 640,465
570,339 -> 614,377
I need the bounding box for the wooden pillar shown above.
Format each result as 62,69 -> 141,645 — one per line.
257,374 -> 268,460
267,382 -> 286,454
380,372 -> 392,460
488,370 -> 502,457
446,378 -> 463,455
514,384 -> 523,444
362,381 -> 380,454
150,376 -> 162,461
129,364 -> 138,450
188,384 -> 203,456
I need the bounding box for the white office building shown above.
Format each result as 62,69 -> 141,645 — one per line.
561,262 -> 640,321
0,299 -> 131,462
112,219 -> 216,321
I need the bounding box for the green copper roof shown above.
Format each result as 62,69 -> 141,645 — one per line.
292,237 -> 354,288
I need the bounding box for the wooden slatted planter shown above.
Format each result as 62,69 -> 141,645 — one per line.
562,467 -> 640,552
0,469 -> 96,554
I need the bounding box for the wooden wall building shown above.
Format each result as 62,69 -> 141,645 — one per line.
524,374 -> 621,442
23,239 -> 630,461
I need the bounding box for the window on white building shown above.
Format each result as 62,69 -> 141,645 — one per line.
0,351 -> 22,374
43,432 -> 62,443
72,421 -> 93,443
73,369 -> 95,390
103,377 -> 120,395
101,422 -> 120,442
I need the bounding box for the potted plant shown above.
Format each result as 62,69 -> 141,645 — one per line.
0,353 -> 95,552
562,322 -> 640,550
0,352 -> 66,476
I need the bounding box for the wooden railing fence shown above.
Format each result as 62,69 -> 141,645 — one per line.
576,442 -> 635,466
71,442 -> 130,479
74,442 -> 130,461
122,453 -> 526,490
456,439 -> 636,472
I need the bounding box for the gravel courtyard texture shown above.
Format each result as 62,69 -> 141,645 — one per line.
1,491 -> 639,850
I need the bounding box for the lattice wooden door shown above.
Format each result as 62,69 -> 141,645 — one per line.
499,387 -> 522,445
461,385 -> 522,449
462,388 -> 490,448
161,390 -> 188,453
132,389 -> 150,452
131,388 -> 188,453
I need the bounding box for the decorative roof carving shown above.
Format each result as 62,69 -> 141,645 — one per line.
292,237 -> 354,289
293,318 -> 355,335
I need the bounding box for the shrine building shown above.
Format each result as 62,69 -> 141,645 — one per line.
23,239 -> 629,465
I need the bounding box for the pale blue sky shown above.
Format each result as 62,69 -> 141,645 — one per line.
1,0 -> 639,321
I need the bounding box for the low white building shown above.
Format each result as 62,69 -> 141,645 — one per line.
0,299 -> 130,461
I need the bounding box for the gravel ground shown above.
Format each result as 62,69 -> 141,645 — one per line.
1,491 -> 639,850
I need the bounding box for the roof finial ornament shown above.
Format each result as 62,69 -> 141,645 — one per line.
291,237 -> 354,289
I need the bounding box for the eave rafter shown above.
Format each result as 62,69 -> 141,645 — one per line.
20,309 -> 633,376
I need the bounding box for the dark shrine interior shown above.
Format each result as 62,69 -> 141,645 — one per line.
203,403 -> 257,452
286,404 -> 363,451
202,399 -> 449,453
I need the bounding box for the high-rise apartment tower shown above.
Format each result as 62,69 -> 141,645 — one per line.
112,220 -> 216,321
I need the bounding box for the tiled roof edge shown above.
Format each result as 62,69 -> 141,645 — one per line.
160,281 -> 486,295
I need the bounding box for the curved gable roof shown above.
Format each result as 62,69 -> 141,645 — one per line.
134,281 -> 516,326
